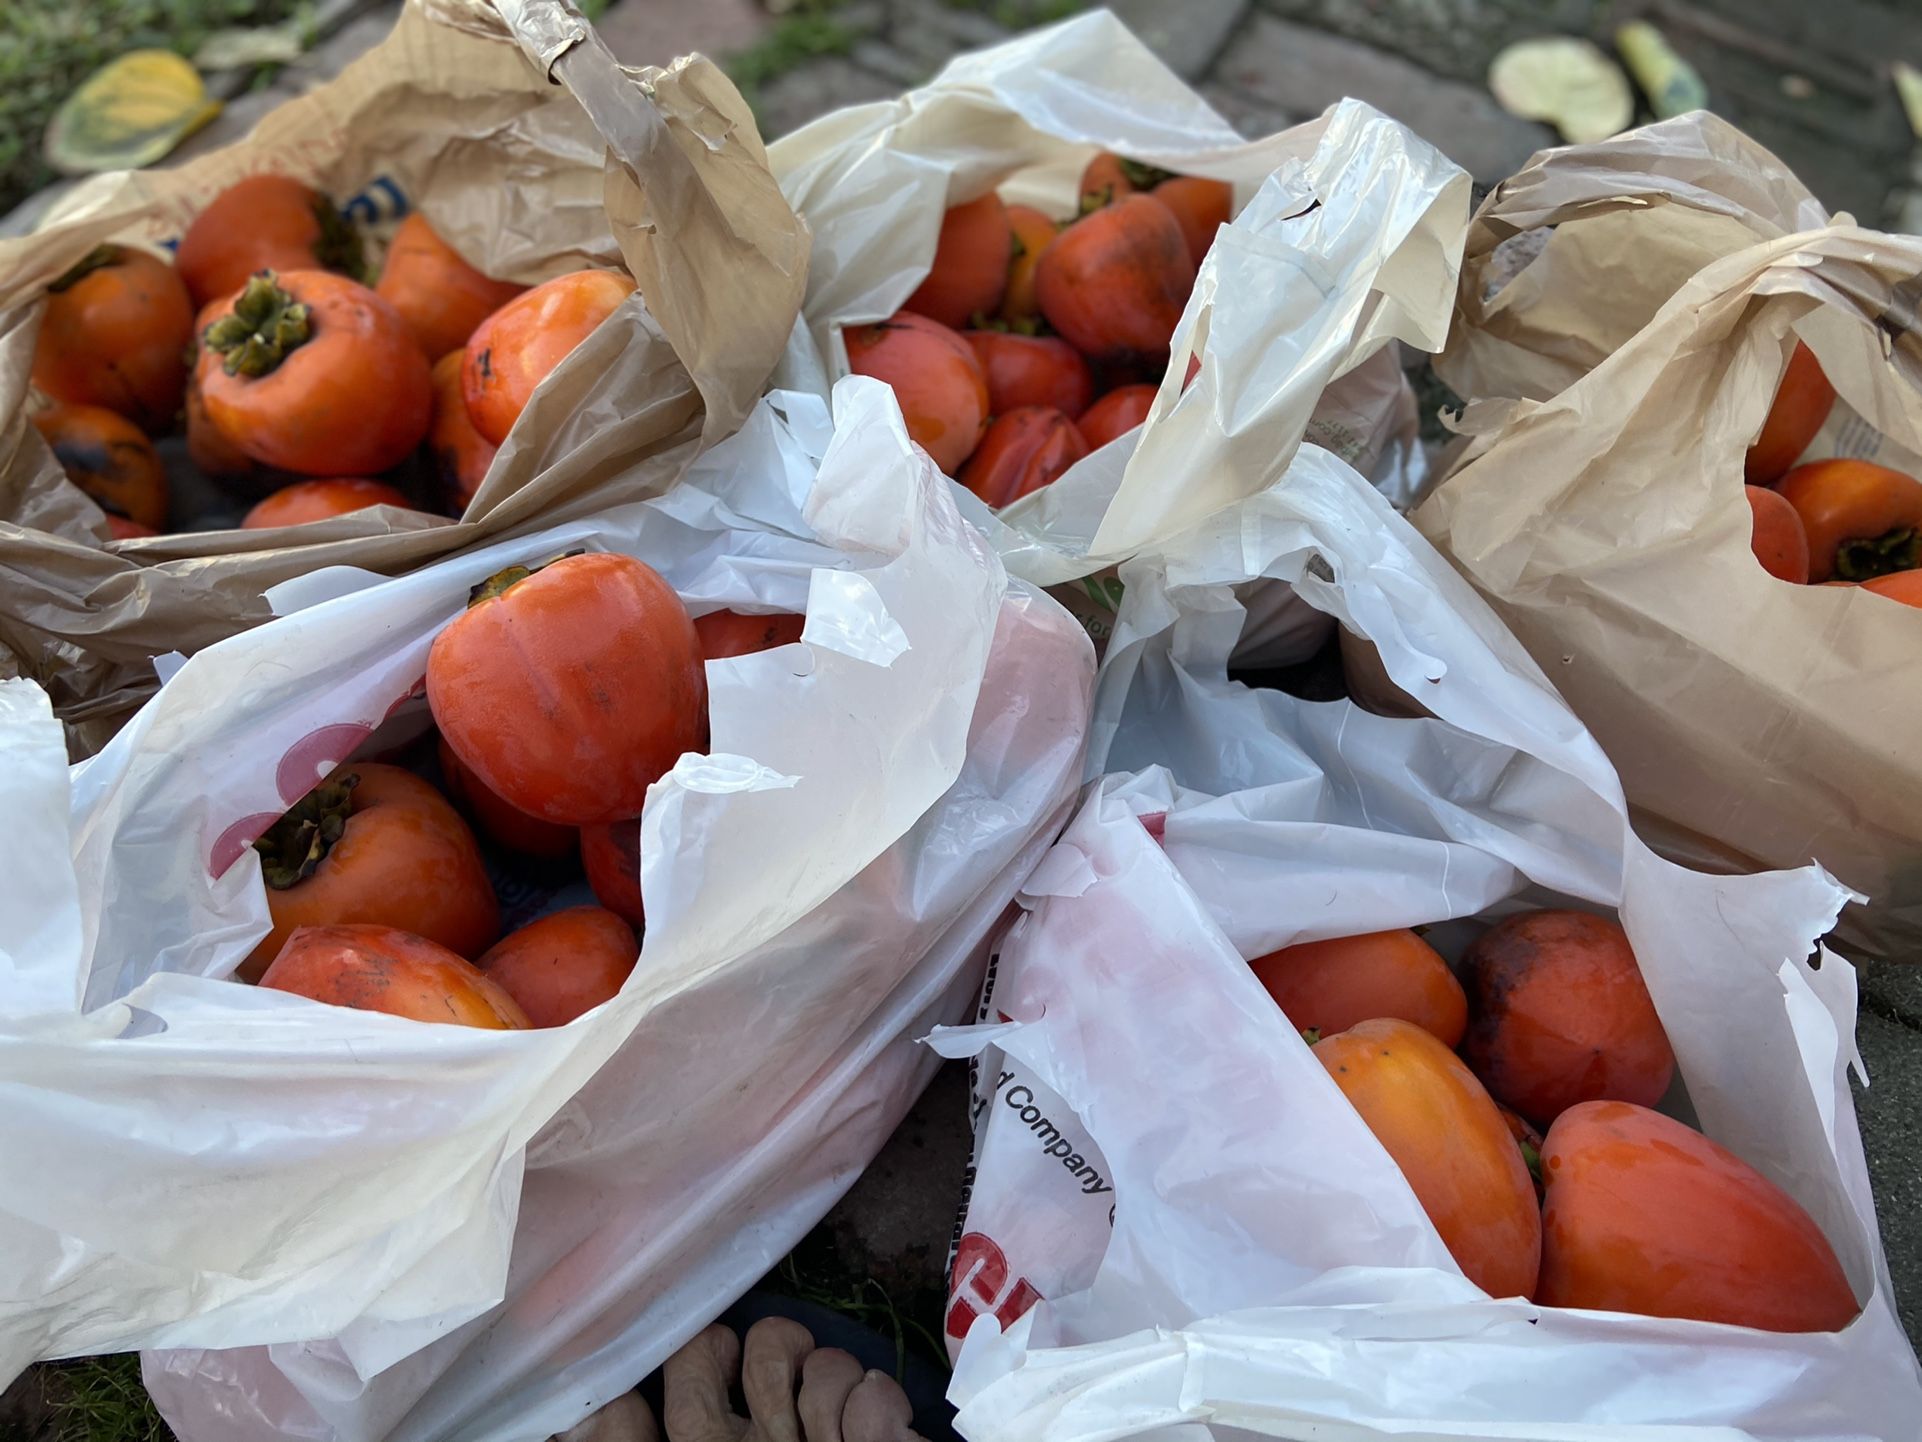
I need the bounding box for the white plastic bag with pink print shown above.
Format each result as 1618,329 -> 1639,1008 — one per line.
0,376 -> 1092,1442
931,444 -> 1922,1438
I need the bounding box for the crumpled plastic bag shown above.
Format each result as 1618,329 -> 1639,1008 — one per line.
0,376 -> 1093,1442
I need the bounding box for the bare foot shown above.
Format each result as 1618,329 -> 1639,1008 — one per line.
555,1318 -> 924,1442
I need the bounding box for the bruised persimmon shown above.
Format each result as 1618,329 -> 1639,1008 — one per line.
240,764 -> 500,982
1316,1018 -> 1541,1300
197,271 -> 431,476
1862,569 -> 1922,608
966,331 -> 1094,418
1250,928 -> 1467,1047
905,193 -> 1011,330
376,212 -> 525,361
1539,1101 -> 1858,1331
1777,458 -> 1922,582
1151,175 -> 1232,267
31,244 -> 193,432
1036,196 -> 1195,365
260,923 -> 527,1029
1746,341 -> 1835,485
844,311 -> 990,474
478,906 -> 639,1027
242,478 -> 411,529
1076,384 -> 1157,449
428,552 -> 707,826
1745,484 -> 1810,583
959,407 -> 1089,507
1000,205 -> 1058,326
462,268 -> 635,446
33,403 -> 168,530
581,817 -> 645,930
695,610 -> 806,659
1461,910 -> 1675,1127
429,350 -> 496,513
438,736 -> 576,858
175,175 -> 363,308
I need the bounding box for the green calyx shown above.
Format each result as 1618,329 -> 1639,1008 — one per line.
254,772 -> 358,890
48,243 -> 122,293
465,548 -> 587,607
1117,157 -> 1173,191
311,197 -> 367,282
204,273 -> 312,378
1833,527 -> 1921,581
1517,1136 -> 1544,1187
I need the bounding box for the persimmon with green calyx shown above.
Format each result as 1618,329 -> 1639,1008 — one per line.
1315,1018 -> 1541,1300
1251,928 -> 1467,1047
1539,1100 -> 1859,1332
1036,195 -> 1196,365
1461,909 -> 1674,1127
31,243 -> 193,433
904,193 -> 1011,331
175,175 -> 364,308
196,271 -> 431,477
261,924 -> 528,1029
240,763 -> 500,982
32,403 -> 167,530
478,906 -> 639,1027
1776,458 -> 1922,582
1079,153 -> 1171,211
428,551 -> 708,826
461,268 -> 635,446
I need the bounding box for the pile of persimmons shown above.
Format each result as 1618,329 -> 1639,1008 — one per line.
844,154 -> 1229,505
1250,913 -> 1858,1330
237,546 -> 801,1028
1745,342 -> 1922,602
29,174 -> 629,534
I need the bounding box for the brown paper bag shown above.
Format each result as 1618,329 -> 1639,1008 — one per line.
1435,112 -> 1829,410
1414,224 -> 1922,960
0,0 -> 806,753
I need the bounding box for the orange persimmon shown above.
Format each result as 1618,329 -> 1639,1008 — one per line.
176,175 -> 363,308
477,906 -> 639,1027
32,403 -> 167,530
31,243 -> 193,432
1746,342 -> 1835,485
376,212 -> 525,360
905,193 -> 1011,330
428,350 -> 496,513
1745,484 -> 1810,583
1777,458 -> 1922,582
1036,195 -> 1196,363
1151,175 -> 1232,267
959,407 -> 1089,507
1000,204 -> 1058,325
1250,928 -> 1467,1047
1076,384 -> 1157,449
437,737 -> 576,858
242,478 -> 411,529
461,268 -> 635,446
844,311 -> 990,474
260,923 -> 527,1029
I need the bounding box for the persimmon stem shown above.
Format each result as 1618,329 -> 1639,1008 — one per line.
204,273 -> 311,378
254,773 -> 358,890
465,548 -> 588,607
1834,527 -> 1921,581
1518,1136 -> 1544,1186
48,243 -> 121,293
311,197 -> 366,282
1299,1027 -> 1321,1046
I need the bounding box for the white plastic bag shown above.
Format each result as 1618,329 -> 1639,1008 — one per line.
0,377 -> 1093,1442
767,11 -> 1468,586
932,444 -> 1922,1438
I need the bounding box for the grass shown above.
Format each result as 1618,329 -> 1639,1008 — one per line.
722,2 -> 862,111
772,1255 -> 949,1379
0,0 -> 311,216
9,1356 -> 175,1442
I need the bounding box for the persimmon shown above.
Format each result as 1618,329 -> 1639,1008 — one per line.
175,175 -> 363,308
581,817 -> 645,929
844,311 -> 990,474
31,243 -> 193,432
438,737 -> 576,858
1076,384 -> 1157,448
1151,175 -> 1232,267
1037,196 -> 1195,364
240,764 -> 500,982
1461,910 -> 1674,1127
1539,1101 -> 1858,1331
197,271 -> 431,476
1745,484 -> 1809,583
429,350 -> 496,513
242,478 -> 411,529
1250,928 -> 1467,1047
966,331 -> 1094,418
107,516 -> 157,540
32,403 -> 167,530
1746,341 -> 1834,485
959,407 -> 1089,507
376,212 -> 525,360
1079,153 -> 1168,210
260,923 -> 528,1029
1496,1102 -> 1546,1202
477,905 -> 639,1027
1316,1018 -> 1541,1299
429,552 -> 707,826
905,193 -> 1011,330
694,610 -> 806,659
461,268 -> 635,446
1862,569 -> 1922,608
1000,205 -> 1058,325
1777,458 -> 1922,582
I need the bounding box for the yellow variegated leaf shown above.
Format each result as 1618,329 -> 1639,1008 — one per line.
44,49 -> 223,177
